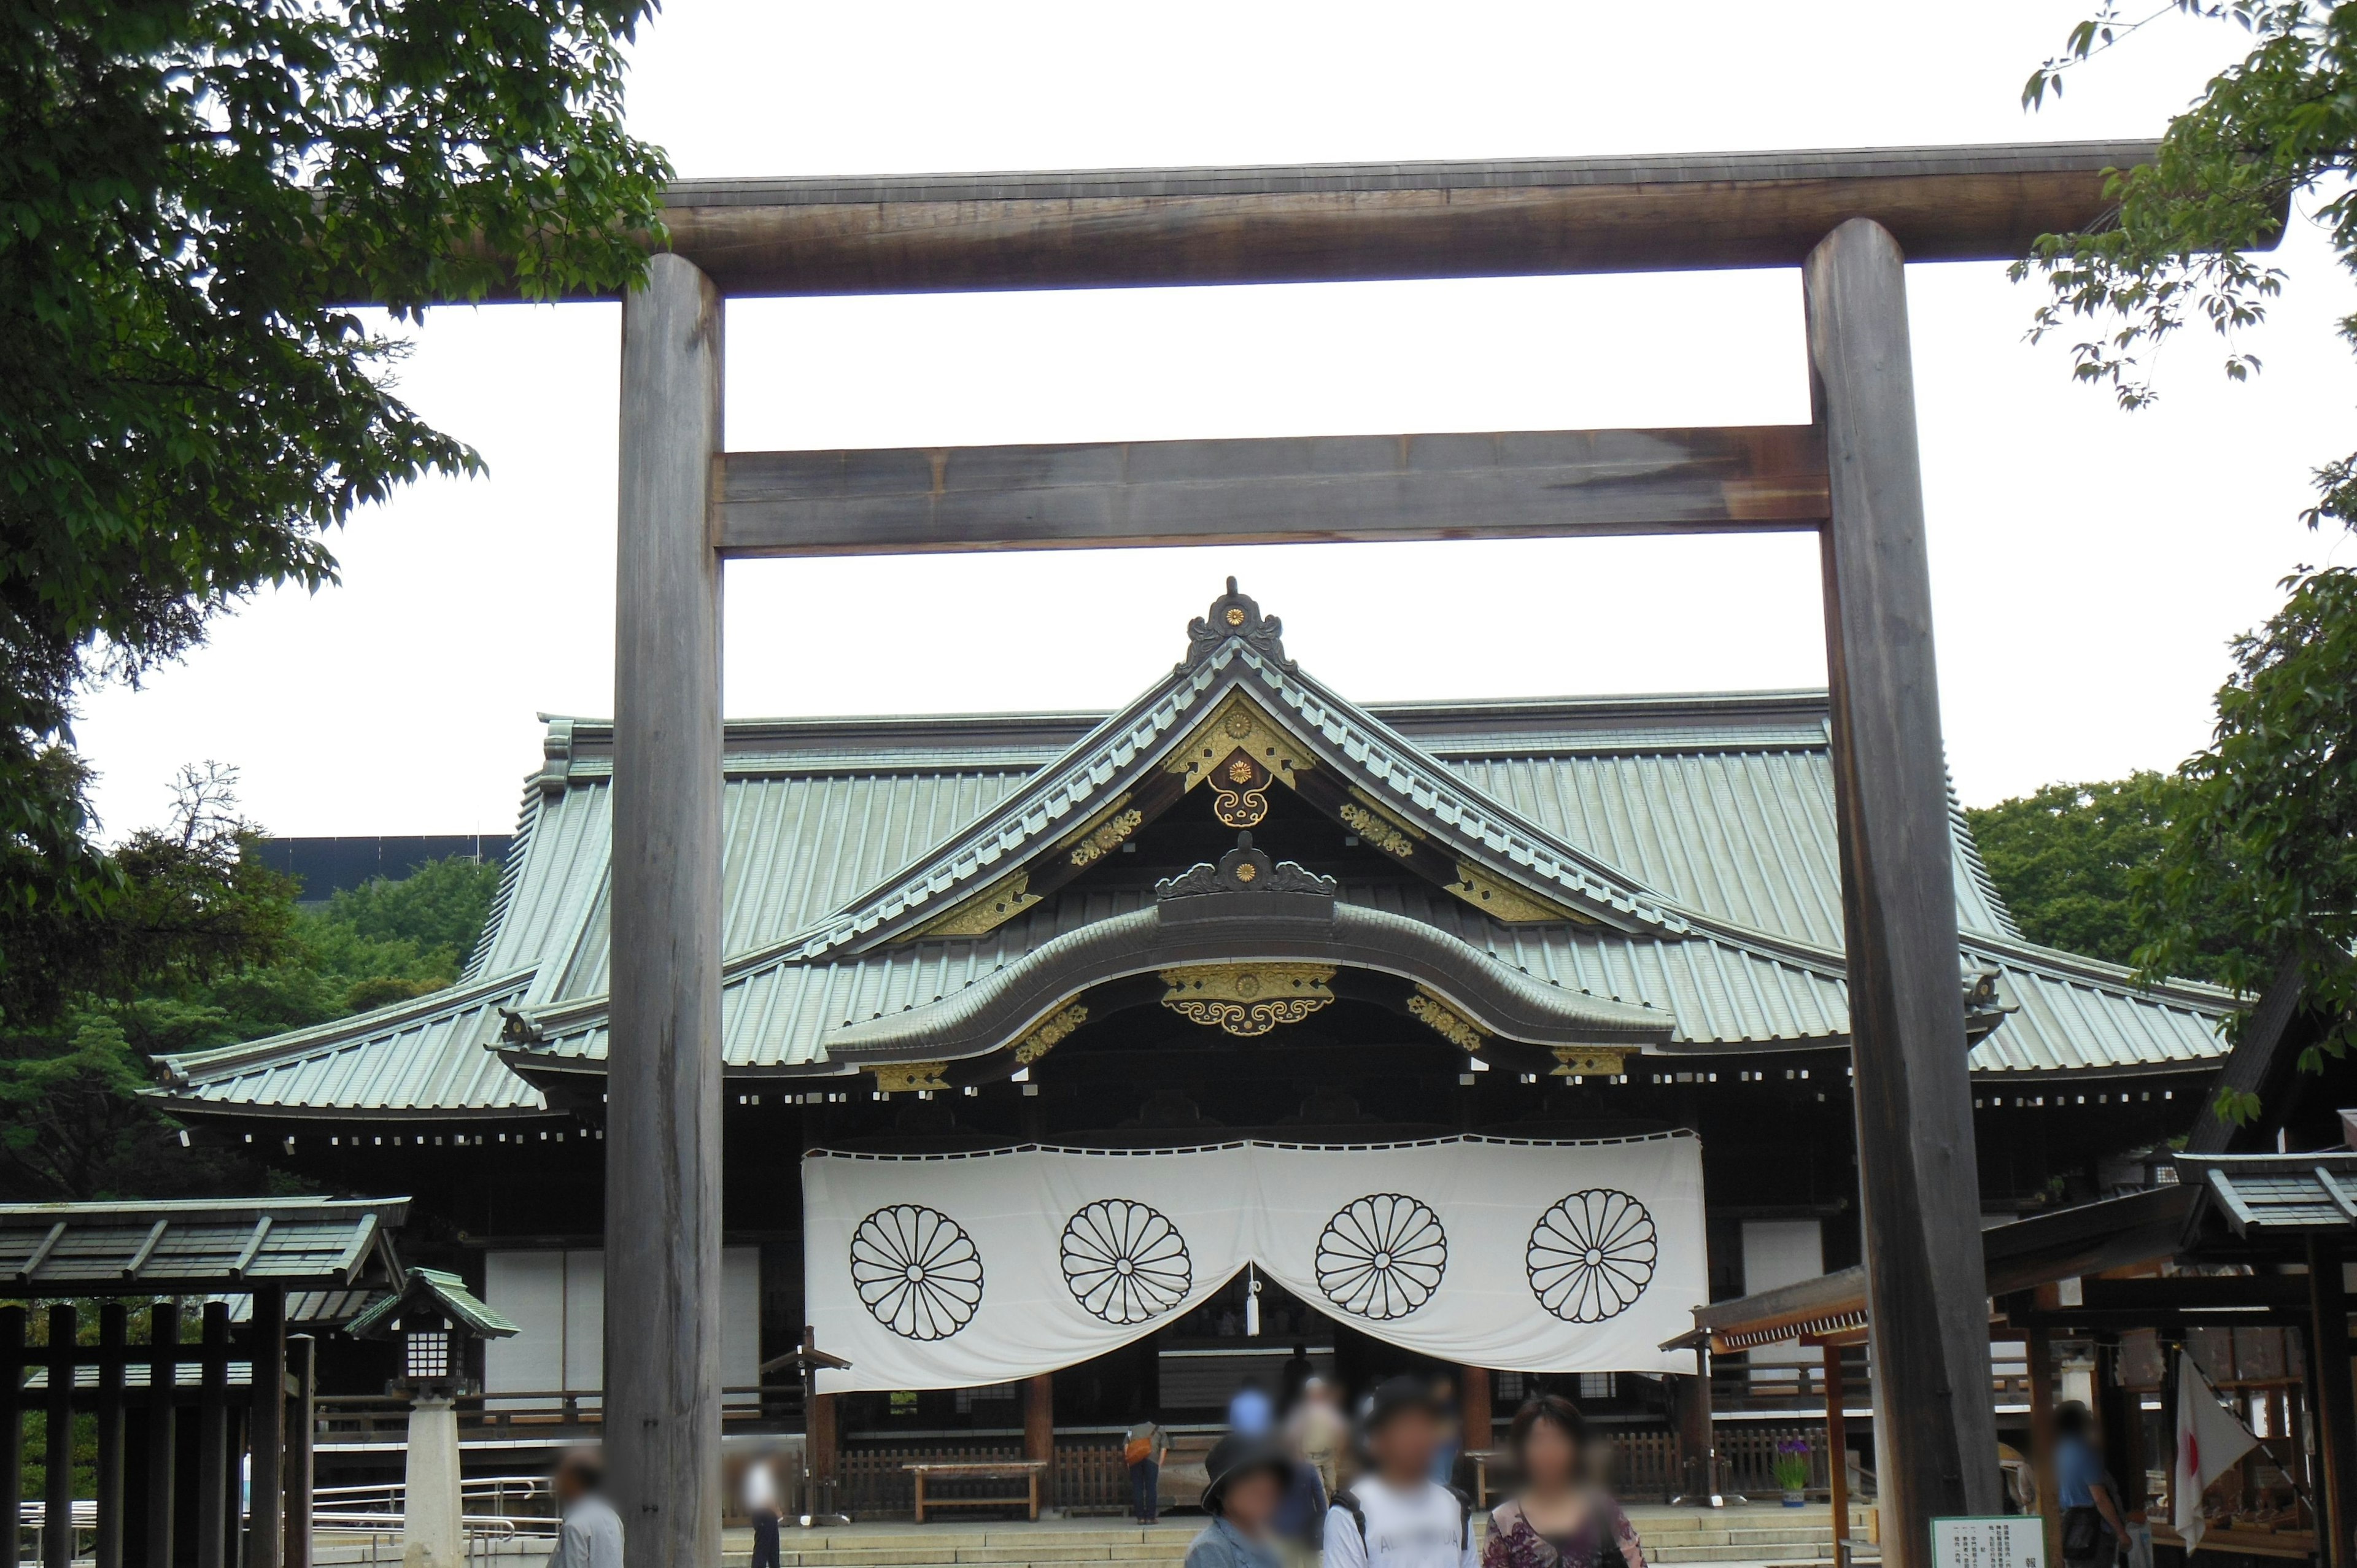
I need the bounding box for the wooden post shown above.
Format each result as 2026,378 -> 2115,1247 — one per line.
1824,1343 -> 1850,1558
247,1286 -> 286,1568
2,1305 -> 25,1568
2309,1238 -> 2356,1568
1672,1351 -> 1719,1504
195,1303 -> 228,1568
808,1392 -> 838,1493
1461,1366 -> 1493,1460
96,1305 -> 124,1568
44,1304 -> 72,1568
1805,215 -> 2000,1558
1024,1372 -> 1055,1496
2027,1330 -> 2063,1568
609,249 -> 727,1568
285,1336 -> 313,1568
145,1305 -> 176,1568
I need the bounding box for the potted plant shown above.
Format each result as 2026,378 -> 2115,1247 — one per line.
1773,1436 -> 1813,1507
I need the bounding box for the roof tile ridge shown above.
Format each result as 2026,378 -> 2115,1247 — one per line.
763,652 -> 1240,961
1957,931 -> 2241,1010
1258,654 -> 1697,933
159,967 -> 539,1079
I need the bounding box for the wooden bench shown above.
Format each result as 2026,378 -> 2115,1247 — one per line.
904,1460 -> 1050,1523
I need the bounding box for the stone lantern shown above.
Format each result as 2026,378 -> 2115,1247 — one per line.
348,1267 -> 517,1568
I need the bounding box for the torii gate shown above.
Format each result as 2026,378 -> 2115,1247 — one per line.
602,143 -> 2151,1568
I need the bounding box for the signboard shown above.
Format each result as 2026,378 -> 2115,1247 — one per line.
1930,1516 -> 2046,1568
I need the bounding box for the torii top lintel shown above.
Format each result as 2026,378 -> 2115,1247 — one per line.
527,141 -> 2192,301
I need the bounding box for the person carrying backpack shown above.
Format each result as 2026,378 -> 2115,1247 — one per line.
1323,1378 -> 1477,1568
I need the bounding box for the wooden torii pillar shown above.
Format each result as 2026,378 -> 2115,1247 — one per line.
604,145 -> 2174,1568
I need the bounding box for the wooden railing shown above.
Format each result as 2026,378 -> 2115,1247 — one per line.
312,1386 -> 805,1445
838,1438 -> 1131,1516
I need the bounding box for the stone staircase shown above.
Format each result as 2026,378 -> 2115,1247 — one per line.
692,1504 -> 1876,1568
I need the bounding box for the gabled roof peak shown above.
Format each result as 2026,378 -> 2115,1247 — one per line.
1183,578 -> 1290,671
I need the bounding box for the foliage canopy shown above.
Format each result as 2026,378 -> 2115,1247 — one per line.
0,0 -> 667,1025
2021,2 -> 2357,1114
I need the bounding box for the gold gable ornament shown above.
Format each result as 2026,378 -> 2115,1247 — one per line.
905,870 -> 1041,940
1406,987 -> 1487,1051
1549,1046 -> 1630,1078
873,1061 -> 951,1094
1013,1003 -> 1089,1065
1067,805 -> 1144,869
1159,964 -> 1336,1037
1168,692 -> 1306,795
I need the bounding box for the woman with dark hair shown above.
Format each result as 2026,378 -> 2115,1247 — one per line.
1480,1396 -> 1647,1568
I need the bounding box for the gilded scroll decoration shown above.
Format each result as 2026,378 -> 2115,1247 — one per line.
873,1061 -> 952,1094
1014,1003 -> 1090,1065
1069,809 -> 1144,868
1211,750 -> 1271,828
1406,988 -> 1487,1051
1159,963 -> 1336,1037
1549,1046 -> 1631,1078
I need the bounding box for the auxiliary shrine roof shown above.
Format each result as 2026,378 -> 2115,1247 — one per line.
155,585 -> 2234,1121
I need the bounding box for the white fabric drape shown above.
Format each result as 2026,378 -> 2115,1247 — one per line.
803,1134 -> 1705,1394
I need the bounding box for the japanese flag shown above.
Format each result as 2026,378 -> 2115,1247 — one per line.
2174,1350 -> 2259,1553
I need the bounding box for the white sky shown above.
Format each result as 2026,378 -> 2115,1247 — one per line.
73,0 -> 2357,839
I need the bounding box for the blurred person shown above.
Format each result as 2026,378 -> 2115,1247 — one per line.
1190,1432 -> 1296,1568
1127,1413 -> 1172,1524
1231,1375 -> 1275,1435
1274,1419 -> 1332,1568
1480,1396 -> 1646,1568
1430,1375 -> 1462,1487
2055,1402 -> 2130,1568
1290,1377 -> 1349,1496
1281,1343 -> 1315,1410
1325,1377 -> 1476,1568
547,1447 -> 623,1568
743,1445 -> 783,1568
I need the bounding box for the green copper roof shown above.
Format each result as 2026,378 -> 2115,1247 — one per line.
346,1265 -> 517,1340
154,598 -> 2232,1119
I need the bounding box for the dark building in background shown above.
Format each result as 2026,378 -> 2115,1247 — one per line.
249,835 -> 514,903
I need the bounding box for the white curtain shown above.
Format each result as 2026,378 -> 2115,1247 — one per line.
804,1134 -> 1705,1394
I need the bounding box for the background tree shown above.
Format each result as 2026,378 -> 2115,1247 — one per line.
2021,1 -> 2357,1084
0,762 -> 503,1199
0,0 -> 669,1028
1968,774 -> 2202,969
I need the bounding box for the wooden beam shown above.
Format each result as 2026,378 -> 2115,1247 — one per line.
285,1336 -> 313,1568
145,1305 -> 175,1568
609,252 -> 727,1568
95,1305 -> 125,1568
2310,1238 -> 2357,1568
1824,1345 -> 1850,1562
44,1306 -> 71,1568
195,1305 -> 227,1568
2026,1330 -> 2063,1568
715,426 -> 1827,557
246,1286 -> 285,1568
1808,215 -> 2001,1556
640,142 -> 2161,298
1023,1373 -> 1054,1497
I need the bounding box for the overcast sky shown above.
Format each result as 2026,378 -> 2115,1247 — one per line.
72,0 -> 2357,839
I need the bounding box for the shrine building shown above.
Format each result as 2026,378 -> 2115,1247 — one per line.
150,582 -> 2235,1507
